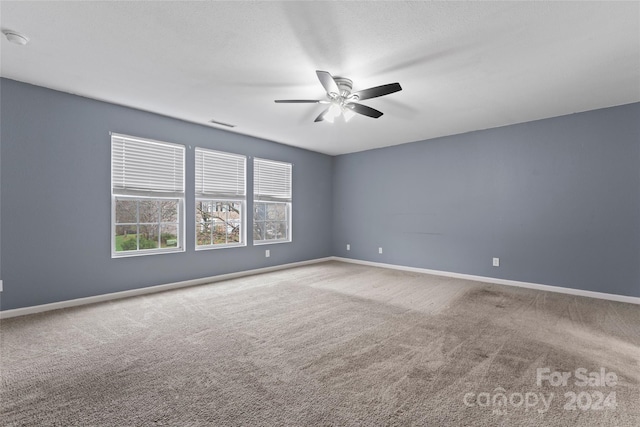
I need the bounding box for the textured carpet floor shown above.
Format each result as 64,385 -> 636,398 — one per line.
1,261 -> 639,426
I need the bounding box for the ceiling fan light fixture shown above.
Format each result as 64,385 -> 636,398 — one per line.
328,103 -> 342,117
343,108 -> 356,122
274,70 -> 401,123
323,103 -> 342,124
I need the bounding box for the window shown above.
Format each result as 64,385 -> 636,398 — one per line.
111,133 -> 185,257
195,148 -> 246,249
253,158 -> 292,244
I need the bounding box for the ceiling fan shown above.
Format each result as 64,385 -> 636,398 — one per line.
275,70 -> 402,123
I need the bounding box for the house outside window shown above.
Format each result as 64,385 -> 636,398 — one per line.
195,148 -> 246,249
111,133 -> 185,257
253,158 -> 292,244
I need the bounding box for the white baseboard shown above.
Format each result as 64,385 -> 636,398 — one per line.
3,256 -> 637,319
0,257 -> 333,319
331,257 -> 640,305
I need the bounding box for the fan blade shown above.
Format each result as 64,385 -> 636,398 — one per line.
316,70 -> 340,96
346,103 -> 384,119
274,99 -> 321,103
314,107 -> 331,122
351,83 -> 402,101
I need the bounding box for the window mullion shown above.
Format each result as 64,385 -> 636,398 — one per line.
136,200 -> 140,251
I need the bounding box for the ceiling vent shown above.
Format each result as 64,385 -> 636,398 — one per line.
208,119 -> 236,128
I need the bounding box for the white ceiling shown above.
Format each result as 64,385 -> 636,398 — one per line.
1,1 -> 639,156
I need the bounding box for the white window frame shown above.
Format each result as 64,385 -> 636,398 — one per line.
253,157 -> 292,245
195,148 -> 246,250
111,133 -> 185,258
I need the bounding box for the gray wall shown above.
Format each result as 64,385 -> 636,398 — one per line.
0,79 -> 333,310
333,103 -> 640,297
2,78 -> 638,311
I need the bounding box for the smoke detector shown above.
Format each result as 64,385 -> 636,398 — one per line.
2,30 -> 29,46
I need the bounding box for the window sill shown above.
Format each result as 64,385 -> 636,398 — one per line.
195,243 -> 246,251
112,247 -> 185,258
253,239 -> 291,246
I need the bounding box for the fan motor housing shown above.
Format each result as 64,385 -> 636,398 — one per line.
333,77 -> 353,97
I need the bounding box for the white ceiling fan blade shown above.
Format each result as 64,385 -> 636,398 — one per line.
316,70 -> 340,96
314,106 -> 331,122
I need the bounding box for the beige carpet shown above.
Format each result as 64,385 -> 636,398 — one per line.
1,261 -> 639,426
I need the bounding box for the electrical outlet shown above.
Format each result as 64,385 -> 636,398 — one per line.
346,244 -> 350,251
0,280 -> 3,292
265,249 -> 270,258
493,257 -> 500,267
379,247 -> 383,254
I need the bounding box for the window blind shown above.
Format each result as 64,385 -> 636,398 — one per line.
254,158 -> 292,202
195,148 -> 246,198
111,134 -> 185,197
